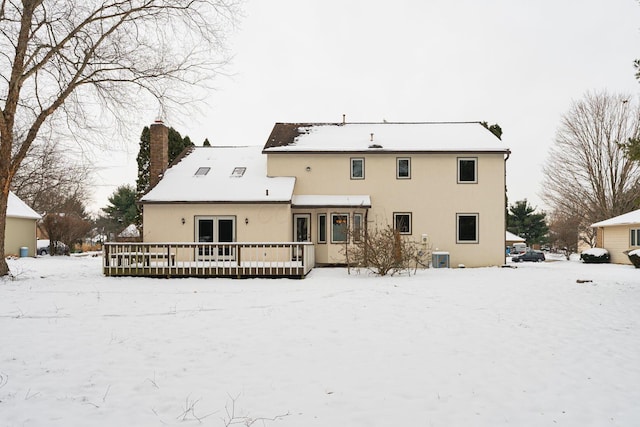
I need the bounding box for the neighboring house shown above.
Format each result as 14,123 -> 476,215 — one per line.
591,208 -> 640,265
140,120 -> 510,268
6,191 -> 41,257
506,230 -> 525,247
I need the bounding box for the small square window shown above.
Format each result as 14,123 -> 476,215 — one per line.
458,158 -> 477,183
231,167 -> 246,177
457,213 -> 478,243
397,158 -> 411,179
195,167 -> 210,176
331,214 -> 349,243
351,158 -> 364,180
393,213 -> 412,234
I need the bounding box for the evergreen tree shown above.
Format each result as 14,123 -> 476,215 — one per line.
103,185 -> 138,227
135,126 -> 151,200
134,126 -> 194,225
135,126 -> 194,198
507,200 -> 549,245
203,138 -> 211,147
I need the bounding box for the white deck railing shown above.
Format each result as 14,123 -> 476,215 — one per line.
103,242 -> 315,278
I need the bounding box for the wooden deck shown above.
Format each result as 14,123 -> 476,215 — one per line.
103,242 -> 315,278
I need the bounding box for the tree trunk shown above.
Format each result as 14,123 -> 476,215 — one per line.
0,186 -> 10,276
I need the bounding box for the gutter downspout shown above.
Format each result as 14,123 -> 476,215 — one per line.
504,149 -> 511,266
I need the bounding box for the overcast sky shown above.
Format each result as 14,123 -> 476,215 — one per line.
90,0 -> 640,214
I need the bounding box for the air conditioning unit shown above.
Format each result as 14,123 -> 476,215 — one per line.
432,251 -> 450,268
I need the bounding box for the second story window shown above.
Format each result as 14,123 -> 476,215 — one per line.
458,157 -> 477,183
351,158 -> 364,180
397,158 -> 411,179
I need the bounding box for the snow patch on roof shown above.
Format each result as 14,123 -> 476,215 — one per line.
265,122 -> 508,153
7,192 -> 41,220
591,209 -> 640,227
141,146 -> 295,203
506,231 -> 525,242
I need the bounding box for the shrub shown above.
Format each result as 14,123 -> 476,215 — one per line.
580,248 -> 610,263
625,250 -> 640,268
342,223 -> 430,276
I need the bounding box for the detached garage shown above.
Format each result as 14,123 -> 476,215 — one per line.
6,192 -> 41,257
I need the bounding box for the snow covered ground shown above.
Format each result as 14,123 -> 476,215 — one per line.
1,255 -> 639,426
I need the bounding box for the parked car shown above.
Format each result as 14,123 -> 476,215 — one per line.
37,239 -> 69,255
512,249 -> 545,262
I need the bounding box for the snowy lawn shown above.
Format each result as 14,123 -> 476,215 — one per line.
1,255 -> 639,426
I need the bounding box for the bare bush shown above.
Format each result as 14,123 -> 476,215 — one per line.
343,224 -> 430,276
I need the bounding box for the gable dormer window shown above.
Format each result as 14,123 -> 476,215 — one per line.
195,167 -> 210,176
231,167 -> 246,177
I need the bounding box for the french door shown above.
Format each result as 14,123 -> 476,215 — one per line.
196,216 -> 236,260
293,214 -> 310,260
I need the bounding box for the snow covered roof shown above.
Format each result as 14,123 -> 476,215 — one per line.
292,195 -> 371,208
591,209 -> 640,227
506,231 -> 525,242
118,224 -> 140,238
140,146 -> 296,203
263,122 -> 509,153
7,191 -> 41,220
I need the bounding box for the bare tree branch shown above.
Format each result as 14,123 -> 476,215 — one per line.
0,0 -> 240,275
542,91 -> 640,243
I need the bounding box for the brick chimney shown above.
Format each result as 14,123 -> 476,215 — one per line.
149,119 -> 169,189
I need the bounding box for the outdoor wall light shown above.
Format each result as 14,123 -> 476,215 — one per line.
305,166 -> 311,172
245,218 -> 249,225
181,217 -> 186,225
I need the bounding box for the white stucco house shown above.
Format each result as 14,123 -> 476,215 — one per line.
137,120 -> 510,269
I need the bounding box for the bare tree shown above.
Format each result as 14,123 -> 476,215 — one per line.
10,139 -> 91,213
542,91 -> 640,242
547,210 -> 583,259
0,0 -> 239,275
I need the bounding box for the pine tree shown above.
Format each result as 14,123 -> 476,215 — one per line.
507,200 -> 549,245
203,138 -> 211,147
135,126 -> 151,200
136,126 -> 194,198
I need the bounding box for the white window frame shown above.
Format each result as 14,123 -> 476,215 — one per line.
331,213 -> 349,243
393,212 -> 412,235
396,157 -> 411,179
457,157 -> 477,183
350,158 -> 365,180
456,213 -> 479,243
631,228 -> 640,247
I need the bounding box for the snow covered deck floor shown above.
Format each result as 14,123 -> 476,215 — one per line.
103,242 -> 315,278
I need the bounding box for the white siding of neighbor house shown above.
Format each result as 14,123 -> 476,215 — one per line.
599,225 -> 636,265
